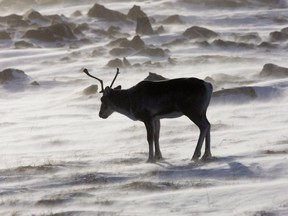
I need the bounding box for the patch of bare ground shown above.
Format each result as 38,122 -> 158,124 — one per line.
264,150 -> 288,155
109,157 -> 144,165
276,138 -> 288,145
122,181 -> 180,191
1,163 -> 59,176
36,192 -> 93,206
40,211 -> 118,216
73,173 -> 109,185
252,210 -> 276,216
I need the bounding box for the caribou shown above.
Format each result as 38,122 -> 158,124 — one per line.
83,68 -> 213,162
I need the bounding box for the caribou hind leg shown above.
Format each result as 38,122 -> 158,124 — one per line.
202,120 -> 212,160
186,111 -> 211,161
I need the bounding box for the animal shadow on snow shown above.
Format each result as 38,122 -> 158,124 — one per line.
153,156 -> 256,180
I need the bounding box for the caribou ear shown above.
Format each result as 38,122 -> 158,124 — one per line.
103,86 -> 111,95
114,85 -> 121,90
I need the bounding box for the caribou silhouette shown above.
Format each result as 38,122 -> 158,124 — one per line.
83,68 -> 213,162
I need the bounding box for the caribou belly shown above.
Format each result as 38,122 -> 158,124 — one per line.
156,111 -> 183,119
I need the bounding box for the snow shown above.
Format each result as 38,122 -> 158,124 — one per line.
0,0 -> 288,215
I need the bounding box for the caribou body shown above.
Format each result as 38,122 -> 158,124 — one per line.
84,68 -> 213,162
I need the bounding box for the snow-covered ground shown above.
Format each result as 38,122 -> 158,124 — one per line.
1,0 -> 288,215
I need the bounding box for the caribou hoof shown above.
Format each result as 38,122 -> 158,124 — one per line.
201,156 -> 217,162
155,153 -> 163,161
191,155 -> 200,162
146,158 -> 156,163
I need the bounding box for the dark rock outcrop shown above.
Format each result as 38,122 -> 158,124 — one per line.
23,9 -> 50,23
136,16 -> 154,35
22,23 -> 77,42
161,15 -> 183,24
0,68 -> 28,84
269,27 -> 288,42
14,40 -> 35,48
83,84 -> 98,95
107,58 -> 123,67
183,26 -> 218,40
212,39 -> 255,49
109,35 -> 145,49
0,14 -> 29,27
128,35 -> 145,50
127,5 -> 147,21
233,32 -> 261,43
0,31 -> 11,40
88,3 -> 127,22
259,63 -> 288,78
212,87 -> 257,99
136,48 -> 166,57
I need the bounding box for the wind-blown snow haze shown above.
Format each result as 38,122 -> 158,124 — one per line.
1,0 -> 288,215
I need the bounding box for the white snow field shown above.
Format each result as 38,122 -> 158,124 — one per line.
0,0 -> 288,215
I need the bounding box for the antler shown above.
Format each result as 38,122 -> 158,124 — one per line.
110,68 -> 120,88
83,68 -> 104,93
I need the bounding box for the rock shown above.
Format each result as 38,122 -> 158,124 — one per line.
161,15 -> 183,24
108,38 -> 129,47
0,31 -> 10,40
23,9 -> 50,23
213,87 -> 257,99
127,5 -> 147,21
120,35 -> 145,50
75,23 -> 89,32
155,25 -> 165,34
129,35 -> 145,50
46,14 -> 66,24
168,57 -> 176,65
259,63 -> 288,78
183,26 -> 219,40
269,31 -> 288,42
281,27 -> 288,34
107,26 -> 121,35
71,10 -> 82,17
162,38 -> 186,47
136,48 -> 166,57
0,14 -> 29,27
22,23 -> 77,42
88,3 -> 127,22
14,40 -> 35,48
269,27 -> 288,42
91,47 -> 106,57
212,39 -> 255,49
257,42 -> 278,49
0,68 -> 28,84
30,81 -> 40,86
143,61 -> 162,68
107,58 -> 123,67
136,16 -> 154,35
108,35 -> 145,50
144,72 -> 167,81
233,32 -> 261,43
83,84 -> 98,95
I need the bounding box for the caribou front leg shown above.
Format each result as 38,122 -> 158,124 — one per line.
153,118 -> 162,160
144,120 -> 155,162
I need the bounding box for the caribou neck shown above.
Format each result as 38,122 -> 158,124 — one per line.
110,89 -> 136,120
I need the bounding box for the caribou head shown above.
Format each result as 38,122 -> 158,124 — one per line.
83,68 -> 121,119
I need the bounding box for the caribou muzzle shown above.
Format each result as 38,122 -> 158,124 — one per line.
99,111 -> 109,119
